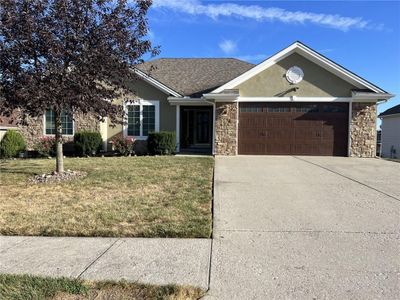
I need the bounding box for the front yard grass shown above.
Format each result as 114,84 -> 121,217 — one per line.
0,274 -> 204,300
0,156 -> 213,238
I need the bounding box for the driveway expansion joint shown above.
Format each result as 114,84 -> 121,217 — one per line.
77,238 -> 120,279
293,156 -> 400,202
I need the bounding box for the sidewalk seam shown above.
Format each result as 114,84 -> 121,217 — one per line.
77,238 -> 120,279
293,156 -> 400,203
0,237 -> 31,254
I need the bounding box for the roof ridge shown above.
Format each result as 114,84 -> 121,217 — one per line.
143,57 -> 255,64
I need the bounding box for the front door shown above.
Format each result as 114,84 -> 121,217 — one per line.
195,111 -> 211,144
181,106 -> 212,152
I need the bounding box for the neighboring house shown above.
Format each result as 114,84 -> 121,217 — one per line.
378,104 -> 400,158
0,41 -> 394,157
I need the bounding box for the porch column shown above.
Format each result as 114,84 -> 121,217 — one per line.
176,105 -> 180,153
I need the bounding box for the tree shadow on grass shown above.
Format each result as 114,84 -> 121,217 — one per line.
0,161 -> 51,176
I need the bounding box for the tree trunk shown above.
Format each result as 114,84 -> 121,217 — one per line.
54,111 -> 64,173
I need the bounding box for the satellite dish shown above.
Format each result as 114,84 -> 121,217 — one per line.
286,66 -> 304,84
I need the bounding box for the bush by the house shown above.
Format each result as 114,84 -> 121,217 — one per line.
111,135 -> 135,156
74,131 -> 102,156
0,130 -> 26,158
34,136 -> 56,157
147,131 -> 176,155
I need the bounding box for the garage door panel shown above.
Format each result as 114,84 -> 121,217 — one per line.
238,102 -> 348,156
266,117 -> 293,128
268,143 -> 292,155
266,128 -> 292,139
292,144 -> 321,156
240,116 -> 266,128
294,127 -> 321,141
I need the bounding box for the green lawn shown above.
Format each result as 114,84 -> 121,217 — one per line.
0,274 -> 204,300
0,156 -> 213,238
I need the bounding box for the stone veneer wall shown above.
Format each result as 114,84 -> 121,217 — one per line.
215,102 -> 238,155
350,102 -> 377,158
18,112 -> 100,150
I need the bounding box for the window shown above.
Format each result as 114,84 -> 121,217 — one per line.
126,100 -> 159,138
323,105 -> 346,113
44,109 -> 74,135
127,105 -> 140,136
240,106 -> 264,113
267,107 -> 290,113
295,105 -> 319,113
142,105 -> 155,136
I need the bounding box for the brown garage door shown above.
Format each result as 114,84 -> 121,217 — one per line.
238,102 -> 349,156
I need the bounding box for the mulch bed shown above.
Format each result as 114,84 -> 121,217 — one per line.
29,169 -> 87,184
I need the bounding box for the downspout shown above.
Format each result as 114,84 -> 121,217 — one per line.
348,99 -> 352,157
376,99 -> 388,158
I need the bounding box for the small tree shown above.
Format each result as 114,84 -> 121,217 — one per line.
0,0 -> 158,172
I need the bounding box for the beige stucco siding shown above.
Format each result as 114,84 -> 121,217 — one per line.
105,78 -> 175,145
236,53 -> 358,97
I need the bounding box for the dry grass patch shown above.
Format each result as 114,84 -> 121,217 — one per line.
0,274 -> 204,300
0,156 -> 213,238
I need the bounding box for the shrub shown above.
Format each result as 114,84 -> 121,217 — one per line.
147,131 -> 176,155
0,130 -> 26,158
74,131 -> 102,156
111,135 -> 135,156
34,136 -> 56,157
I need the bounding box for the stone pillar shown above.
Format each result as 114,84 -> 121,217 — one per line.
350,102 -> 377,157
215,102 -> 238,155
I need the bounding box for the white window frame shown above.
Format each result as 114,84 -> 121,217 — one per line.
123,99 -> 160,140
43,109 -> 74,136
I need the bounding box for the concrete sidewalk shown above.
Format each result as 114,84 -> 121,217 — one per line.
0,236 -> 211,289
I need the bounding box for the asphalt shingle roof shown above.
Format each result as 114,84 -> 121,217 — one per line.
137,58 -> 254,96
379,104 -> 400,117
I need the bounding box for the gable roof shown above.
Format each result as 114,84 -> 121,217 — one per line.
212,41 -> 389,95
379,104 -> 400,118
133,68 -> 183,97
136,58 -> 254,97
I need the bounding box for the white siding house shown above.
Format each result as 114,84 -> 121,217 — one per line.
379,104 -> 400,158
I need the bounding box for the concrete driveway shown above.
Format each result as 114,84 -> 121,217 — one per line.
206,156 -> 400,299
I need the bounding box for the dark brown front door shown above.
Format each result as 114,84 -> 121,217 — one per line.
181,106 -> 212,152
238,102 -> 348,156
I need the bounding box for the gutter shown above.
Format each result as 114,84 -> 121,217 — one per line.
351,91 -> 395,101
203,93 -> 239,102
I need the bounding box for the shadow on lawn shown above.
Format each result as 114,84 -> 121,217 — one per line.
0,160 -> 51,175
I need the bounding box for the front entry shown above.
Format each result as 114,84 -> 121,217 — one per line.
180,106 -> 213,153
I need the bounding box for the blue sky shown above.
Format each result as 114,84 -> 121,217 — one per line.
147,0 -> 400,121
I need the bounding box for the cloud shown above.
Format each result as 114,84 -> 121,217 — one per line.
219,39 -> 237,54
152,0 -> 381,31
